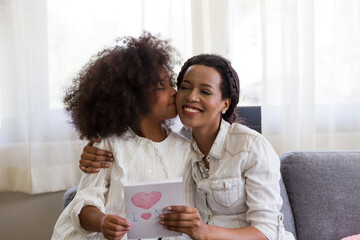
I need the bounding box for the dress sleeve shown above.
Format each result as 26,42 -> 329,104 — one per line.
67,139 -> 113,236
243,135 -> 284,240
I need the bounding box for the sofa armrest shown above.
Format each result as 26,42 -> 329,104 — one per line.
280,151 -> 360,240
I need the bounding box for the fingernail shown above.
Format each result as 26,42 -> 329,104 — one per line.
165,206 -> 171,210
108,153 -> 113,157
110,157 -> 115,162
159,215 -> 164,219
159,221 -> 164,224
105,164 -> 110,167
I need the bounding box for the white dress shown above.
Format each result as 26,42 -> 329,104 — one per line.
52,129 -> 194,240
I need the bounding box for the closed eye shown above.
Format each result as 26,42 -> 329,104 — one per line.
179,85 -> 190,90
202,90 -> 212,95
155,87 -> 165,92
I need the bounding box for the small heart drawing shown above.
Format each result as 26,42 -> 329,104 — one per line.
141,213 -> 152,220
131,191 -> 161,209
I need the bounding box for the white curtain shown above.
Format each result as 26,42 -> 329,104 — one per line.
0,0 -> 192,194
1,0 -> 359,194
177,0 -> 360,154
259,0 -> 360,154
0,0 -> 87,194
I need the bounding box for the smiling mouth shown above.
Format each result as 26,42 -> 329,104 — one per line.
183,106 -> 202,114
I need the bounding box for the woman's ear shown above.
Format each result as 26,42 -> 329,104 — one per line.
222,98 -> 231,113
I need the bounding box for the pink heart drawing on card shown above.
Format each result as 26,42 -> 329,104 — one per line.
141,213 -> 152,220
131,191 -> 161,209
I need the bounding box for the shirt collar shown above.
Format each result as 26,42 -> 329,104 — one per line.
190,119 -> 230,162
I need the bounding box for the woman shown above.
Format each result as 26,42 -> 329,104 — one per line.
52,33 -> 193,240
80,54 -> 294,240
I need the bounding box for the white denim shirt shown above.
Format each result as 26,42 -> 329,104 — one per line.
188,119 -> 294,240
52,129 -> 194,240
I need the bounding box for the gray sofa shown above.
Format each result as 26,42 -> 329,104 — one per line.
279,150 -> 360,240
63,150 -> 360,240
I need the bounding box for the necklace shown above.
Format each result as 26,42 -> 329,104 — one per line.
197,160 -> 209,179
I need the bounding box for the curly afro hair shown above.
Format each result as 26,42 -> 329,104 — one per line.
176,54 -> 240,123
64,32 -> 180,140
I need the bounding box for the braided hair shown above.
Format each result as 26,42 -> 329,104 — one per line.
176,54 -> 240,123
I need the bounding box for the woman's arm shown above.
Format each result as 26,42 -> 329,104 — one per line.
79,206 -> 130,239
79,138 -> 114,173
159,206 -> 267,240
242,135 -> 283,239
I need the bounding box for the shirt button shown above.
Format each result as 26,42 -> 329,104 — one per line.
197,188 -> 201,192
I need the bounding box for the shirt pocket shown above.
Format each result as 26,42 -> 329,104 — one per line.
209,178 -> 242,208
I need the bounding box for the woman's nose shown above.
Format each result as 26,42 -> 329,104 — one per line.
187,90 -> 199,102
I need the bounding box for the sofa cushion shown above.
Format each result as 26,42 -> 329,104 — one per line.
280,177 -> 297,239
280,151 -> 360,240
63,185 -> 78,209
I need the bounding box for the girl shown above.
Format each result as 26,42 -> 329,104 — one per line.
80,54 -> 295,240
52,33 -> 193,240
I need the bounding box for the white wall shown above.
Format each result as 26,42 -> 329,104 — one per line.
0,190 -> 65,240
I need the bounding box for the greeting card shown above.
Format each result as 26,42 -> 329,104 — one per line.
123,177 -> 183,239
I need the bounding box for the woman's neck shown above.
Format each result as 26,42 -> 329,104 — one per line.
135,118 -> 167,142
192,117 -> 222,157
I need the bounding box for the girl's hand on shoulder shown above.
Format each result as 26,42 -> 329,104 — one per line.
79,138 -> 114,174
101,214 -> 131,240
159,206 -> 210,240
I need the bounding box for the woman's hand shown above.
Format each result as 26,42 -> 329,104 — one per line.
79,138 -> 114,173
159,206 -> 210,240
159,206 -> 267,240
101,214 -> 131,240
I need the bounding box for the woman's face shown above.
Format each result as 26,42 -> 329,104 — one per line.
147,68 -> 177,122
176,64 -> 230,130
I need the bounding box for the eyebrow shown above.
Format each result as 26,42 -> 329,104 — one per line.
182,80 -> 216,90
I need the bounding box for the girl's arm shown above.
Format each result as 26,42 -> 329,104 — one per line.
79,206 -> 105,232
159,206 -> 267,240
68,139 -> 129,238
79,206 -> 130,239
79,138 -> 114,173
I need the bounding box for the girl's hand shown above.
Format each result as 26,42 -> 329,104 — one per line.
79,138 -> 114,173
159,206 -> 210,240
101,214 -> 131,240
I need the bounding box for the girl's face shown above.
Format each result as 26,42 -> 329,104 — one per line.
147,68 -> 177,122
176,64 -> 230,131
